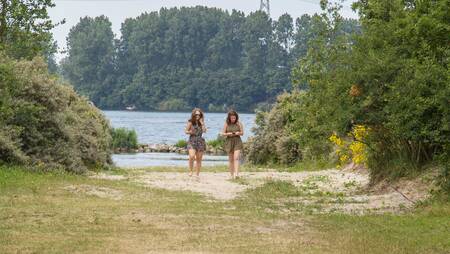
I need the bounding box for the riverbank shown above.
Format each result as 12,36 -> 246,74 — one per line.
114,143 -> 246,156
1,165 -> 448,253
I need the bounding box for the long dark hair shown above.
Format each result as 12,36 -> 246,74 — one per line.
189,108 -> 204,126
226,110 -> 239,125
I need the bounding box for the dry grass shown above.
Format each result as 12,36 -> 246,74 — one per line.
0,166 -> 324,254
0,165 -> 449,254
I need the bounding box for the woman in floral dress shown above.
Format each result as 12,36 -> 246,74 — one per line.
185,108 -> 207,177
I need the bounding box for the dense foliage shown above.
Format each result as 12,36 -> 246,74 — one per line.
0,0 -> 59,66
247,0 -> 449,188
0,55 -> 112,172
61,7 -> 358,112
0,0 -> 113,172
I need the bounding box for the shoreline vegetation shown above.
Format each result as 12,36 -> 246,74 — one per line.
111,127 -> 230,155
113,143 -> 230,155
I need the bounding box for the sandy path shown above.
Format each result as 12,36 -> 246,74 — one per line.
90,169 -> 433,214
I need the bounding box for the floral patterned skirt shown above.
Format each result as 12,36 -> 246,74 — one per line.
187,135 -> 206,152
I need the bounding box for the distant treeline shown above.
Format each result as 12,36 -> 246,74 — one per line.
61,7 -> 359,112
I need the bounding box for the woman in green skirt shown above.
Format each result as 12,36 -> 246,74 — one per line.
221,110 -> 244,179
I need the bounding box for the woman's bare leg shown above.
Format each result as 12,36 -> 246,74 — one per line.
233,150 -> 241,178
195,151 -> 203,176
228,153 -> 235,178
188,149 -> 196,176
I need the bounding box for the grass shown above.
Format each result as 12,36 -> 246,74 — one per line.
316,201 -> 450,254
245,158 -> 335,173
0,165 -> 449,253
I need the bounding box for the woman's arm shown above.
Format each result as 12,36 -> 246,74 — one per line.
200,119 -> 207,133
185,122 -> 193,135
221,123 -> 230,136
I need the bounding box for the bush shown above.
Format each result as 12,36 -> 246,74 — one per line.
175,139 -> 188,148
0,54 -> 112,173
111,128 -> 138,150
207,135 -> 225,149
246,92 -> 304,165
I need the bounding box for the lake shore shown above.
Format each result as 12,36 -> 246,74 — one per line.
114,143 -> 246,156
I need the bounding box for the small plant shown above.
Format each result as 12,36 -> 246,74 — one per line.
207,135 -> 225,149
175,139 -> 188,148
344,180 -> 358,188
111,128 -> 138,150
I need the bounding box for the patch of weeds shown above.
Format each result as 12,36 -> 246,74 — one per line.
299,181 -> 320,192
230,177 -> 250,185
308,190 -> 347,199
235,180 -> 306,214
249,180 -> 302,199
344,180 -> 358,188
108,167 -> 130,176
284,158 -> 335,172
305,175 -> 330,183
299,175 -> 330,193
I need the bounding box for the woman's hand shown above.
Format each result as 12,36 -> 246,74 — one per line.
185,128 -> 194,135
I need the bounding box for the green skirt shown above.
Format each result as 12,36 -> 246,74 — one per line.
224,137 -> 243,153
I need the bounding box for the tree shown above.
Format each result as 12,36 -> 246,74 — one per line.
61,16 -> 116,105
0,0 -> 60,59
62,7 -> 359,112
274,13 -> 294,52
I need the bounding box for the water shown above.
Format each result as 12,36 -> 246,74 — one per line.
103,111 -> 256,167
113,153 -> 229,168
103,111 -> 256,144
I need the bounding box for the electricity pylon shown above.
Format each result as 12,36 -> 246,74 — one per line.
260,0 -> 270,16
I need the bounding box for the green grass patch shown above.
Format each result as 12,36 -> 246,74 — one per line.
315,201 -> 450,254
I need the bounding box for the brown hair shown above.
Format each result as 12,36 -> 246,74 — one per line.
189,108 -> 204,126
226,110 -> 239,125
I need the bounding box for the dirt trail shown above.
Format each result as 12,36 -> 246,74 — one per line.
90,169 -> 433,214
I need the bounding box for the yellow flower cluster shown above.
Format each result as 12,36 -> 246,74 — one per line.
329,133 -> 344,146
352,125 -> 368,141
329,125 -> 369,167
329,133 -> 348,166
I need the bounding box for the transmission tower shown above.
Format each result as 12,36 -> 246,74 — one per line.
260,0 -> 270,16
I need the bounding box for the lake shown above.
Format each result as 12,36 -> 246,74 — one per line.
104,111 -> 256,167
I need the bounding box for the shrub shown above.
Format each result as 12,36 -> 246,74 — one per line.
246,92 -> 304,165
111,128 -> 138,150
329,125 -> 369,168
175,139 -> 188,148
0,54 -> 112,172
207,135 -> 225,149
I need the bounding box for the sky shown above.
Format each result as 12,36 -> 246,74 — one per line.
49,0 -> 358,61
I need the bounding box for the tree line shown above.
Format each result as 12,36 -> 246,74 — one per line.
61,6 -> 359,112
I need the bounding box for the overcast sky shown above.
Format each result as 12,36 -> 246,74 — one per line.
49,0 -> 358,60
